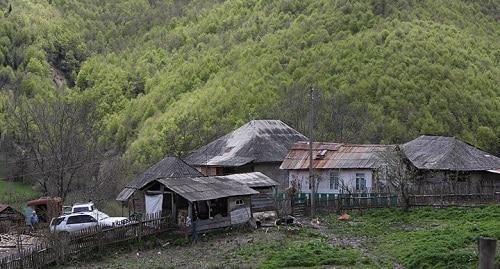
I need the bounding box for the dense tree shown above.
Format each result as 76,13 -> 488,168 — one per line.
0,0 -> 498,175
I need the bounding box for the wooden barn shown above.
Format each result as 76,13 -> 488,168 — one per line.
402,135 -> 500,194
140,175 -> 258,232
116,156 -> 203,216
0,204 -> 24,232
223,172 -> 278,214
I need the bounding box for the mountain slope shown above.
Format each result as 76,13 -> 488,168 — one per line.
0,0 -> 499,168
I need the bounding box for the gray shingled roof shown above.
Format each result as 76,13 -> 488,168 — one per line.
403,135 -> 500,171
155,175 -> 258,202
185,120 -> 307,167
223,172 -> 279,188
116,156 -> 203,201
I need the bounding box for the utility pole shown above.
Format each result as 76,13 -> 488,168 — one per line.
309,88 -> 316,217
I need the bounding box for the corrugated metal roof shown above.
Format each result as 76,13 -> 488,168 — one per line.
223,172 -> 279,188
280,142 -> 393,170
185,120 -> 307,167
403,135 -> 500,171
155,175 -> 258,202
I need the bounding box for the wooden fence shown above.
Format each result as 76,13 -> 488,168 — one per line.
276,192 -> 500,216
0,212 -> 174,269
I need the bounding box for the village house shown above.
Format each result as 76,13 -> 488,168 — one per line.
184,120 -> 307,190
116,156 -> 203,216
139,175 -> 258,231
280,142 -> 393,194
402,135 -> 500,194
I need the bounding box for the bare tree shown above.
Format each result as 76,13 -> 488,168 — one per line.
6,94 -> 102,199
378,146 -> 417,210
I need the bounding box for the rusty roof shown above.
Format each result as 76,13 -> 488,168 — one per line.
185,120 -> 307,167
280,142 -> 394,170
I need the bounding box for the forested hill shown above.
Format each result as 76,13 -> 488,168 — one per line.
0,0 -> 499,169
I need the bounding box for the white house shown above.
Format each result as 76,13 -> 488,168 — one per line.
280,142 -> 393,194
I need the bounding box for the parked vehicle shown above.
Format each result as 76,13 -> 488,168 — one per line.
50,212 -> 128,233
50,213 -> 99,233
71,202 -> 95,213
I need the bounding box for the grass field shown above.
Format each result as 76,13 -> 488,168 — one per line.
63,205 -> 500,269
0,179 -> 39,208
327,205 -> 500,268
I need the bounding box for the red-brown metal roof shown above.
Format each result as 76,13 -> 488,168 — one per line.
280,141 -> 394,170
26,197 -> 63,206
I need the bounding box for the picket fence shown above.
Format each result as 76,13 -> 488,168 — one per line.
276,192 -> 500,216
0,212 -> 173,269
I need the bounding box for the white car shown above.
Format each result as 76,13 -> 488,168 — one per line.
50,213 -> 99,233
71,202 -> 95,213
50,212 -> 128,233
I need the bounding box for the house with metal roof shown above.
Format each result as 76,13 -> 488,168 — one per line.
139,175 -> 259,231
402,135 -> 500,193
184,120 -> 307,190
280,142 -> 394,194
116,156 -> 203,215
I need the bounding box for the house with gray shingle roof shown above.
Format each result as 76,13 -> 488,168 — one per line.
402,135 -> 500,193
185,120 -> 307,190
116,156 -> 203,215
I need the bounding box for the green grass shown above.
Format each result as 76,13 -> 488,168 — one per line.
0,179 -> 39,209
237,228 -> 370,268
327,206 -> 500,268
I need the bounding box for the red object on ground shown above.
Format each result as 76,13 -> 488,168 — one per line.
338,213 -> 350,221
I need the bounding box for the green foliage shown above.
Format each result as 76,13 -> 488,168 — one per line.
0,0 -> 499,170
327,206 -> 500,268
0,178 -> 39,208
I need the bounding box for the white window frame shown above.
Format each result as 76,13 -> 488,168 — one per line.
355,173 -> 366,191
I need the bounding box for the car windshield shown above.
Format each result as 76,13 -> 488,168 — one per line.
51,217 -> 65,226
73,207 -> 90,213
95,211 -> 110,219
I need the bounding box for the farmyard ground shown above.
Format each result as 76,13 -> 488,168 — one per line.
63,205 -> 500,269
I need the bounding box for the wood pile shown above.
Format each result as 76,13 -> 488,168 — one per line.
0,234 -> 39,248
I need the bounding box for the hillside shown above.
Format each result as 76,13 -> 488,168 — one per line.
0,0 -> 499,169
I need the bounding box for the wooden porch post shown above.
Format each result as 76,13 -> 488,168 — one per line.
171,193 -> 176,222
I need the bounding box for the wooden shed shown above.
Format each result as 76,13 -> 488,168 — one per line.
140,175 -> 258,232
0,204 -> 24,232
223,172 -> 278,214
116,156 -> 203,216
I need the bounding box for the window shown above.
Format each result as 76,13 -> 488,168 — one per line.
330,171 -> 339,190
79,215 -> 97,223
355,173 -> 366,191
51,217 -> 65,226
67,215 -> 97,224
67,216 -> 81,224
235,199 -> 244,205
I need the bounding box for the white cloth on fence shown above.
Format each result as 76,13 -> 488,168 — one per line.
145,194 -> 163,215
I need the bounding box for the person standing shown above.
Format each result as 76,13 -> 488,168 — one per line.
30,211 -> 39,231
